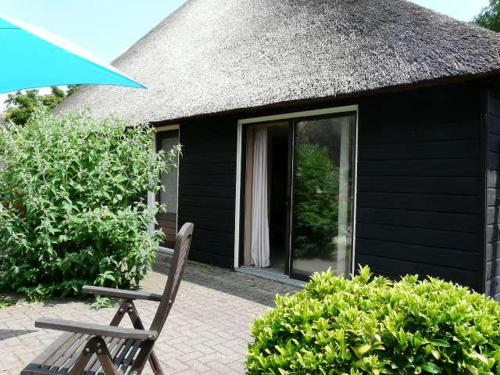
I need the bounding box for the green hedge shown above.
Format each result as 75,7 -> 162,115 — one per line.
0,109 -> 177,300
248,267 -> 500,374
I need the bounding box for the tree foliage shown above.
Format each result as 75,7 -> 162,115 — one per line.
293,143 -> 339,259
0,109 -> 177,300
474,0 -> 500,32
5,86 -> 78,126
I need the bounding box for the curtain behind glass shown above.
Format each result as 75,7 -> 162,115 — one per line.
251,127 -> 271,268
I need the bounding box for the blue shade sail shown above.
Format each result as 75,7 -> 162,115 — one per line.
0,12 -> 144,94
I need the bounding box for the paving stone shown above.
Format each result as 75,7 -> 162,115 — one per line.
0,256 -> 299,374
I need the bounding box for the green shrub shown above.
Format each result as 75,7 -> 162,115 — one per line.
248,267 -> 500,374
0,109 -> 177,300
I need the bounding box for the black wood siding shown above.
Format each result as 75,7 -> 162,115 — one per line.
485,92 -> 500,301
356,87 -> 483,291
172,84 -> 487,291
177,118 -> 237,267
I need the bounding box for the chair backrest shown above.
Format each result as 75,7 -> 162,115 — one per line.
150,222 -> 194,333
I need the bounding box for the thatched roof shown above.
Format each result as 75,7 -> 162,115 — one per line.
59,0 -> 500,124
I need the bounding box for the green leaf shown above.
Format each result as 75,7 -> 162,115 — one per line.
431,350 -> 440,361
429,339 -> 450,348
353,344 -> 372,358
420,362 -> 442,374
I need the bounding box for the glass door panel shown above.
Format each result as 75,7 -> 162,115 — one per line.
157,130 -> 179,248
290,114 -> 356,278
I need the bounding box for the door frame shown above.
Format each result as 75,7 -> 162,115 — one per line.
149,124 -> 180,252
234,105 -> 359,277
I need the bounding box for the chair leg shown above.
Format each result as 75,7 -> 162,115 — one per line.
148,350 -> 164,375
70,336 -> 102,375
130,341 -> 156,375
109,301 -> 129,326
95,337 -> 120,375
124,302 -> 164,374
110,300 -> 164,374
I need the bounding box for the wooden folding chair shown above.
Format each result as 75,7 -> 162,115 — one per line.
21,223 -> 194,375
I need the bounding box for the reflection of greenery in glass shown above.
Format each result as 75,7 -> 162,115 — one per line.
294,143 -> 339,259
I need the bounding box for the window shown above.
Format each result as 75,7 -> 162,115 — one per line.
156,129 -> 179,248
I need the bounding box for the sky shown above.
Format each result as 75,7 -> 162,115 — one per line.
0,0 -> 491,110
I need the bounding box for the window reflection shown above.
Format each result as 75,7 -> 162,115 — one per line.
292,114 -> 355,277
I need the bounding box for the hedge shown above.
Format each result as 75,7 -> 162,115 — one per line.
248,267 -> 500,374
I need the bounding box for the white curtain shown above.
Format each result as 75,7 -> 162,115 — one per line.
336,120 -> 351,275
251,127 -> 271,268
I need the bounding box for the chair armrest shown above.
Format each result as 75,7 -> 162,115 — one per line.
82,286 -> 162,302
35,317 -> 158,340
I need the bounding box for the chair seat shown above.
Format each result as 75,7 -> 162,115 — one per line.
21,331 -> 142,375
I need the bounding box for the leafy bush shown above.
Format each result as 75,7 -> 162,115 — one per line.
248,267 -> 500,374
293,143 -> 339,259
0,109 -> 177,300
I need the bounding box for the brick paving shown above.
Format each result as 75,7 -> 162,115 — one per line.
0,254 -> 299,374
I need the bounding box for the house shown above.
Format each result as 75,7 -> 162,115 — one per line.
59,0 -> 500,300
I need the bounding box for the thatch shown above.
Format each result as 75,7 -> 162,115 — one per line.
58,0 -> 500,124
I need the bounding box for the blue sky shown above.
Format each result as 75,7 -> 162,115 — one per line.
0,0 -> 490,63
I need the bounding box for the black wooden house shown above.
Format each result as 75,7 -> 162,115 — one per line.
59,0 -> 500,300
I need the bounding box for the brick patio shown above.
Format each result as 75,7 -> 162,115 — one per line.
0,254 -> 300,374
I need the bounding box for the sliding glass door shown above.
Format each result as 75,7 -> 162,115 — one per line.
290,113 -> 356,278
241,109 -> 356,279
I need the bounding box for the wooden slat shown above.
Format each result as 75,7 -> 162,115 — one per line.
56,334 -> 88,373
171,216 -> 232,232
357,192 -> 479,214
486,258 -> 500,281
486,241 -> 500,261
119,341 -> 141,372
47,334 -> 84,371
356,223 -> 478,252
189,249 -> 233,268
487,151 -> 500,170
114,339 -> 135,368
181,184 -> 237,198
87,336 -> 116,374
487,112 -> 500,135
179,205 -> 234,221
35,318 -> 157,340
178,162 -> 236,175
486,223 -> 500,243
83,286 -> 162,302
356,239 -> 481,270
360,140 -> 478,160
358,176 -> 479,195
22,333 -> 74,372
356,208 -> 478,233
358,159 -> 479,177
358,120 -> 478,145
180,173 -> 235,186
485,274 -> 500,297
487,94 -> 500,116
187,238 -> 235,256
487,169 -> 500,188
488,132 -> 500,152
182,151 -> 235,164
179,196 -> 234,210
